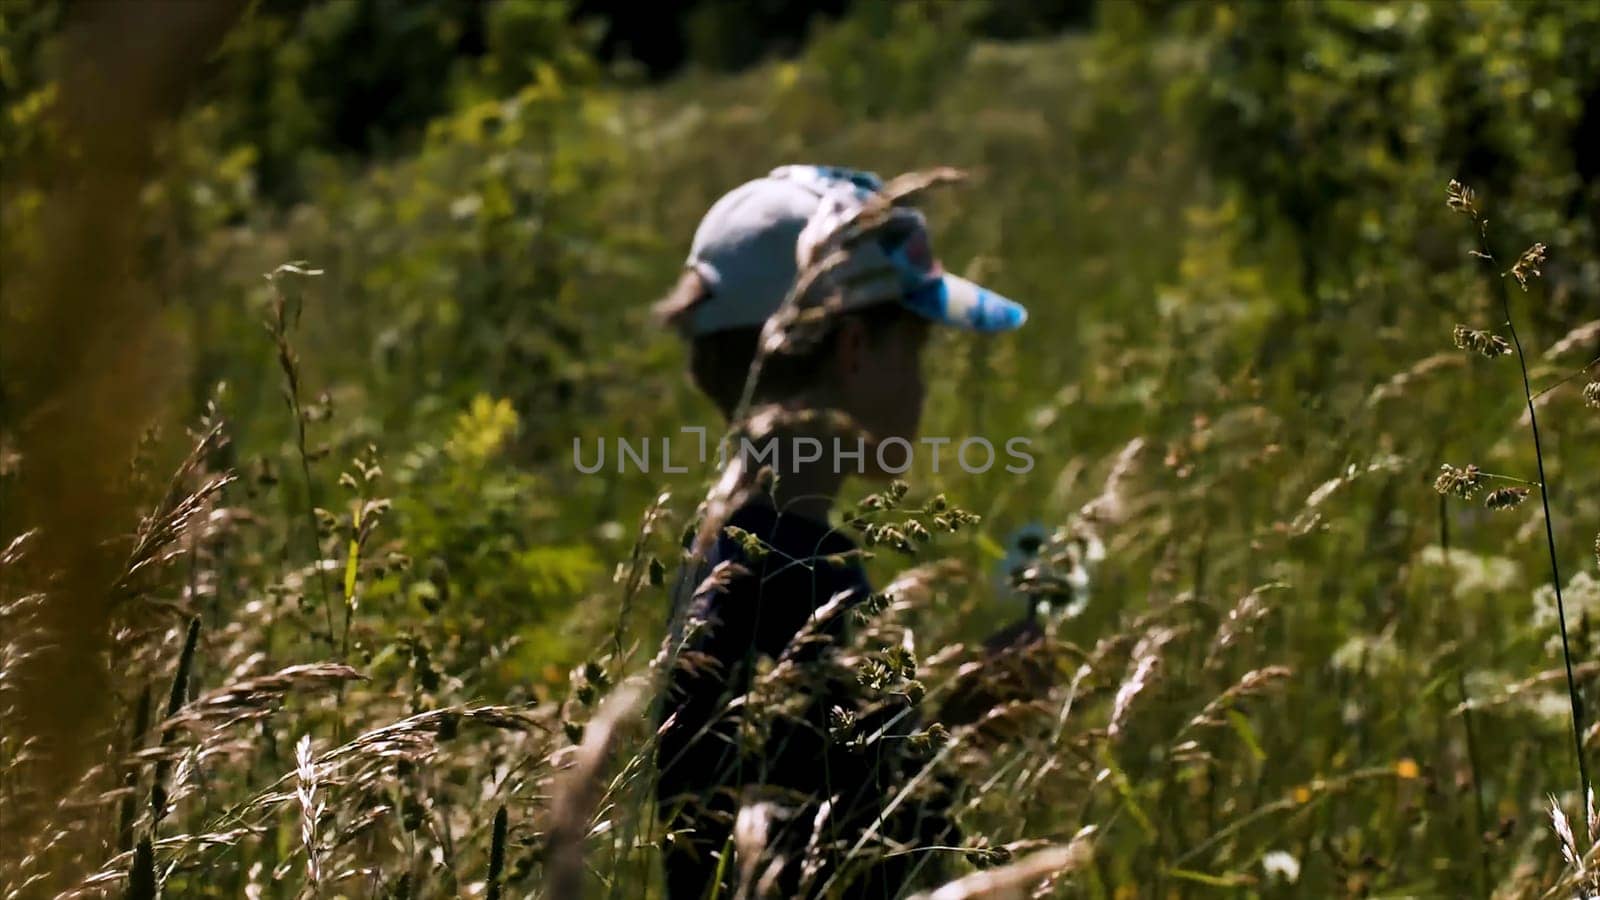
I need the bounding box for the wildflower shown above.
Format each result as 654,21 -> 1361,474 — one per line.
1434,463 -> 1484,500
445,394 -> 519,462
1452,324 -> 1512,358
1395,758 -> 1420,780
1484,487 -> 1531,510
1533,572 -> 1600,658
1584,381 -> 1599,409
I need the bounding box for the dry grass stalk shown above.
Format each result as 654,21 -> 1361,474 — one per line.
906,826 -> 1096,900
1107,627 -> 1175,739
1543,319 -> 1600,360
62,826 -> 263,897
1451,662 -> 1600,715
114,422 -> 234,603
154,663 -> 364,742
732,799 -> 786,899
1580,784 -> 1593,845
216,703 -> 545,837
1366,353 -> 1465,406
295,733 -> 324,890
881,561 -> 966,611
1204,599 -> 1281,667
545,681 -> 645,898
1077,438 -> 1145,527
1180,666 -> 1292,735
1540,792 -> 1600,900
0,530 -> 38,569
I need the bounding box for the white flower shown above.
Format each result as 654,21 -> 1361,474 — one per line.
1417,545 -> 1521,596
1534,572 -> 1600,658
1262,850 -> 1301,883
1332,630 -> 1401,675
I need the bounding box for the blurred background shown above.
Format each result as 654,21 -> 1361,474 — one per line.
2,0 -> 1598,896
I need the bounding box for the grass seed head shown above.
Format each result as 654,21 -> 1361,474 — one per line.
1434,463 -> 1484,500
1509,242 -> 1548,290
1446,179 -> 1478,217
1452,324 -> 1512,358
1484,486 -> 1531,511
294,733 -> 323,888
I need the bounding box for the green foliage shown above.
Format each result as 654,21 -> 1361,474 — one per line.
0,0 -> 63,169
801,0 -> 978,117
1159,0 -> 1600,319
201,0 -> 595,198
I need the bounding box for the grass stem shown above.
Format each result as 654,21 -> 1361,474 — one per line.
1498,283 -> 1591,832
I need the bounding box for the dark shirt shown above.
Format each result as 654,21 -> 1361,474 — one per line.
655,502 -> 952,899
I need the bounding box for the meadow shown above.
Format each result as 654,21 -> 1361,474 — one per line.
1,1 -> 1597,897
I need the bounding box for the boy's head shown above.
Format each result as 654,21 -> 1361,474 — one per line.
658,166 -> 1027,467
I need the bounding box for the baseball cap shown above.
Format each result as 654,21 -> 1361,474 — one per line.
673,165 -> 1028,336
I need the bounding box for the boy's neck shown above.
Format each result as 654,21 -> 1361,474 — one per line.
768,461 -> 843,524
730,430 -> 844,526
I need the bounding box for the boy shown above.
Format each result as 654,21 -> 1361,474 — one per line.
654,165 -> 1028,899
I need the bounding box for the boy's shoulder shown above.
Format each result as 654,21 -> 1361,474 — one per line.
684,502 -> 870,659
714,502 -> 854,561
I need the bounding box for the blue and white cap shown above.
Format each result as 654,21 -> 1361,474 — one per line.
677,165 -> 1028,336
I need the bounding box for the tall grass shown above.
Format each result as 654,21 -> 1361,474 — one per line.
1,175 -> 1594,897
1442,179 -> 1593,841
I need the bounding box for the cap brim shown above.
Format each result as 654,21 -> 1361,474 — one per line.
905,274 -> 1028,332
